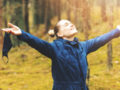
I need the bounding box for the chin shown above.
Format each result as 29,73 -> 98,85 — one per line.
68,32 -> 78,38
73,30 -> 78,35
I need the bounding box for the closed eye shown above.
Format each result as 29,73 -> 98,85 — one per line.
64,23 -> 69,26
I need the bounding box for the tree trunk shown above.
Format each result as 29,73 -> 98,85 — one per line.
33,0 -> 40,30
117,0 -> 120,6
101,0 -> 107,22
44,0 -> 49,32
57,0 -> 61,20
67,7 -> 71,20
81,0 -> 91,40
3,0 -> 8,27
0,0 -> 3,50
107,5 -> 113,70
74,0 -> 78,25
23,0 -> 30,33
107,41 -> 113,70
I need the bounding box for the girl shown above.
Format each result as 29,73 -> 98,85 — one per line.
2,20 -> 120,90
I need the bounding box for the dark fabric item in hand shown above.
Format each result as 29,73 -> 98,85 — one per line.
2,33 -> 12,58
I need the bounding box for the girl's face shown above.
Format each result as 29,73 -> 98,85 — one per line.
57,20 -> 78,38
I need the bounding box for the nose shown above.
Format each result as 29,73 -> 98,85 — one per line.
70,24 -> 74,28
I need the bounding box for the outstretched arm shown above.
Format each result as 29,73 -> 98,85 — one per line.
85,27 -> 120,54
17,30 -> 54,58
1,23 -> 55,58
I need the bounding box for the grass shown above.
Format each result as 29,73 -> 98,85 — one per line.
0,45 -> 53,90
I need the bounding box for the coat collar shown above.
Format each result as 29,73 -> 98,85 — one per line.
56,37 -> 79,48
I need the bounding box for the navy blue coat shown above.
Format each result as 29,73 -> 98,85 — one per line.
17,29 -> 120,90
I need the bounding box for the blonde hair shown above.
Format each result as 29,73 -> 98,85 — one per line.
48,24 -> 60,38
48,29 -> 55,37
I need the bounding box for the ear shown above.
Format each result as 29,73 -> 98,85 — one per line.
57,32 -> 63,37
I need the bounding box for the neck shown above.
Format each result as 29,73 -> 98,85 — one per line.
63,36 -> 74,41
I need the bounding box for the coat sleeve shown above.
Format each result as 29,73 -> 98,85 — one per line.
85,29 -> 120,54
17,30 -> 54,58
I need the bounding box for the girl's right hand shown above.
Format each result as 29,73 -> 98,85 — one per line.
1,23 -> 22,35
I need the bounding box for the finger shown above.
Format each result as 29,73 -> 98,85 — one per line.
2,28 -> 15,35
2,28 -> 13,31
1,28 -> 12,33
8,23 -> 18,28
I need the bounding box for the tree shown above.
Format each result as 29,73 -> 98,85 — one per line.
8,0 -> 24,47
117,0 -> 120,6
81,0 -> 91,40
0,0 -> 3,50
74,0 -> 78,25
53,0 -> 61,20
22,0 -> 30,33
32,0 -> 41,30
32,0 -> 54,32
107,4 -> 113,70
57,0 -> 61,20
67,1 -> 71,21
44,0 -> 49,31
101,0 -> 107,22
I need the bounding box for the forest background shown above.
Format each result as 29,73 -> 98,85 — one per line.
0,0 -> 120,90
